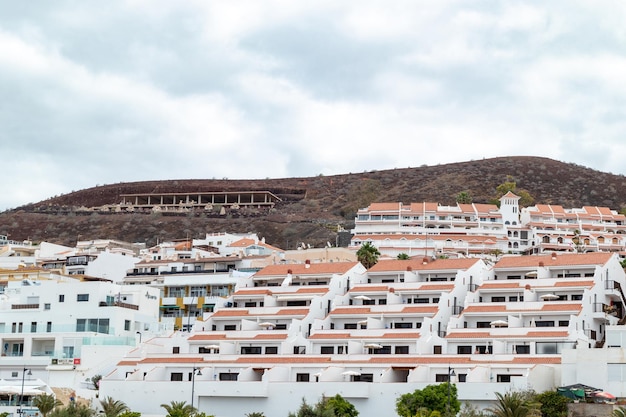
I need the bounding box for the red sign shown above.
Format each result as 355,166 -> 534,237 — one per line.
73,358 -> 81,365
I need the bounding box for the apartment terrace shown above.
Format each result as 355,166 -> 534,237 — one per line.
118,190 -> 281,210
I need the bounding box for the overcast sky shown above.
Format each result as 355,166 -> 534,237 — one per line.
2,1 -> 626,210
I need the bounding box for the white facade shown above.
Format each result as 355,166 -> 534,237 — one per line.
98,253 -> 626,416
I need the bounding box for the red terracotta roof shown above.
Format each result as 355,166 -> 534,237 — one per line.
254,262 -> 359,277
331,307 -> 372,315
368,258 -> 480,272
494,252 -> 613,269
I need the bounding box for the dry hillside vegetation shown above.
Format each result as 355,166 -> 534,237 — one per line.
2,156 -> 626,249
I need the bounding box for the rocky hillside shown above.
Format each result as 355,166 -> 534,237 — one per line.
2,156 -> 626,249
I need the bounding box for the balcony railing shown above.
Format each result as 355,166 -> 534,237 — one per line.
11,304 -> 40,309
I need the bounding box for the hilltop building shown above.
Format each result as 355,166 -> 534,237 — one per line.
351,193 -> 626,258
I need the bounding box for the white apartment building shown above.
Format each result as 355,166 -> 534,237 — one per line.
351,193 -> 626,258
99,252 -> 625,417
0,269 -> 161,415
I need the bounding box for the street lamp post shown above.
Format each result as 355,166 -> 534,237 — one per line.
447,366 -> 456,417
190,367 -> 202,410
19,368 -> 32,415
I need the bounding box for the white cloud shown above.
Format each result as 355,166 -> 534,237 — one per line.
1,2 -> 625,210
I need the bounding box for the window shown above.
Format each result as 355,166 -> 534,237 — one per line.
44,303 -> 51,310
265,346 -> 278,355
558,320 -> 569,327
457,346 -> 472,354
219,373 -> 238,381
59,295 -> 65,302
433,345 -> 442,354
47,322 -> 52,332
571,294 -> 583,300
224,325 -> 237,331
477,322 -> 491,328
395,346 -> 409,354
344,323 -> 357,329
31,322 -> 37,332
394,322 -> 412,329
124,320 -> 131,331
535,321 -> 555,327
508,296 -> 518,302
435,374 -> 450,382
515,345 -> 530,354
354,374 -> 373,382
491,296 -> 505,302
241,346 -> 262,355
172,347 -> 180,354
320,346 -> 334,354
296,373 -> 310,382
170,373 -> 183,381
76,319 -> 86,332
244,302 -> 257,307
458,373 -> 467,382
77,294 -> 89,302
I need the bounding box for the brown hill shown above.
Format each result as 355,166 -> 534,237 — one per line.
2,156 -> 626,249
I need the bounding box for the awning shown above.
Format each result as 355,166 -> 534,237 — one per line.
160,305 -> 180,309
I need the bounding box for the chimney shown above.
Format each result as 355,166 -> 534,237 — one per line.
422,257 -> 429,265
407,266 -> 412,272
538,261 -> 544,267
305,260 -> 310,269
551,252 -> 557,260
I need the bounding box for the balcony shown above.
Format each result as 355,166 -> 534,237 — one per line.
99,301 -> 139,310
11,304 -> 40,310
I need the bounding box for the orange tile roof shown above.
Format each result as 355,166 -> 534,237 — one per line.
188,334 -> 228,341
400,306 -> 439,314
480,282 -> 523,289
350,285 -> 389,292
366,202 -> 402,211
234,357 -> 332,363
553,280 -> 594,287
541,303 -> 582,312
330,307 -> 372,315
494,252 -> 613,268
462,305 -> 507,313
139,357 -> 205,364
233,289 -> 272,296
380,332 -> 421,339
253,333 -> 289,340
368,258 -> 480,272
308,333 -> 352,339
253,262 -> 359,277
275,308 -> 310,316
295,287 -> 329,293
210,309 -> 250,317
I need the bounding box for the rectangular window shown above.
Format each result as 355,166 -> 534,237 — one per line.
77,294 -> 89,302
296,373 -> 310,382
477,322 -> 491,328
354,374 -> 373,382
170,373 -> 183,381
433,345 -> 442,354
31,322 -> 37,332
535,321 -> 555,327
435,374 -> 449,382
458,374 -> 467,383
244,302 -> 257,307
265,346 -> 278,355
76,319 -> 86,332
44,303 -> 51,310
491,296 -> 505,302
320,346 -> 334,354
219,373 -> 238,381
394,322 -> 413,329
344,323 -> 357,329
571,294 -> 583,300
47,322 -> 52,332
172,346 -> 180,354
241,346 -> 262,355
457,346 -> 472,354
395,346 -> 409,354
59,295 -> 65,302
124,320 -> 131,331
515,345 -> 530,354
508,296 -> 518,302
224,324 -> 237,331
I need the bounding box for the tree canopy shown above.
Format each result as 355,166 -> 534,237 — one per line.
288,395 -> 359,417
356,242 -> 380,269
396,383 -> 460,417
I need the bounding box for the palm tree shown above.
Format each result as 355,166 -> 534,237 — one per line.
487,392 -> 530,417
32,394 -> 62,417
160,400 -> 196,417
99,397 -> 129,417
356,242 -> 380,269
612,407 -> 626,417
